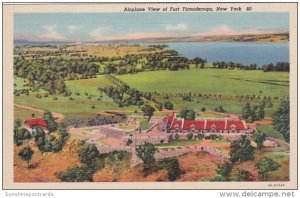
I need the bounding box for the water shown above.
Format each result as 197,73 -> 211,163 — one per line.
158,42 -> 289,66
15,40 -> 289,67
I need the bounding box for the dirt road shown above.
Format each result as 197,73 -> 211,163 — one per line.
14,103 -> 64,122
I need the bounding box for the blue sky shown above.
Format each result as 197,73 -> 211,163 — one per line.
14,12 -> 289,41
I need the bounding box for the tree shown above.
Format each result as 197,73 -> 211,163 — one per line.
257,103 -> 265,120
249,106 -> 258,122
231,168 -> 251,181
136,142 -> 157,176
155,103 -> 163,111
141,104 -> 155,120
215,105 -> 225,113
18,146 -> 34,168
164,101 -> 174,110
229,135 -> 255,163
58,123 -> 67,134
193,57 -> 206,68
106,151 -> 126,173
187,133 -> 193,140
197,133 -> 204,140
78,144 -> 103,170
57,167 -> 94,182
253,130 -> 266,150
180,109 -> 195,120
241,102 -> 252,121
263,63 -> 274,72
214,161 -> 232,181
15,128 -> 31,142
43,111 -> 58,132
241,102 -> 259,122
14,119 -> 23,145
54,79 -> 67,94
255,158 -> 280,181
272,101 -> 290,142
32,127 -> 46,149
186,110 -> 196,120
160,158 -> 181,181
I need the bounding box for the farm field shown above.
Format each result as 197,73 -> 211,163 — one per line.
117,69 -> 289,97
14,75 -> 140,120
66,44 -> 163,58
14,105 -> 43,121
117,69 -> 288,115
14,68 -> 288,119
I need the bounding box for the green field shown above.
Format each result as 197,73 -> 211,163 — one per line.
117,69 -> 289,115
14,75 -> 139,119
117,69 -> 288,96
14,68 -> 289,120
256,124 -> 285,140
197,111 -> 228,119
14,106 -> 43,121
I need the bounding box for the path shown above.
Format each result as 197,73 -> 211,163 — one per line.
254,117 -> 273,125
14,103 -> 64,122
266,137 -> 290,148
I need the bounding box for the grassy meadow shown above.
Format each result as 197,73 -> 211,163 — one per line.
14,68 -> 289,119
117,69 -> 289,116
14,105 -> 43,121
14,75 -> 140,119
117,69 -> 288,96
256,124 -> 285,140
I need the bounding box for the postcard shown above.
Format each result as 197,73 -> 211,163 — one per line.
2,2 -> 297,189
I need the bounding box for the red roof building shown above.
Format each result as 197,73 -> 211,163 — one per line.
25,118 -> 48,129
163,113 -> 247,131
170,119 -> 183,129
226,120 -> 247,130
206,120 -> 225,130
182,120 -> 205,131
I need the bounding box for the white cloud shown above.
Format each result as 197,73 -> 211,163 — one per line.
89,27 -> 111,36
68,25 -> 78,33
38,25 -> 65,41
165,24 -> 188,31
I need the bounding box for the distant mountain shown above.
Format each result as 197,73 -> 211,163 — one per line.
88,33 -> 289,43
14,40 -> 74,46
145,33 -> 289,43
14,32 -> 289,46
14,40 -> 38,46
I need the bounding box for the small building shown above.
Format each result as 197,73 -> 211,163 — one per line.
24,118 -> 48,134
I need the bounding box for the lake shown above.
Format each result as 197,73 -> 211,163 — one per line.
158,42 -> 289,66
